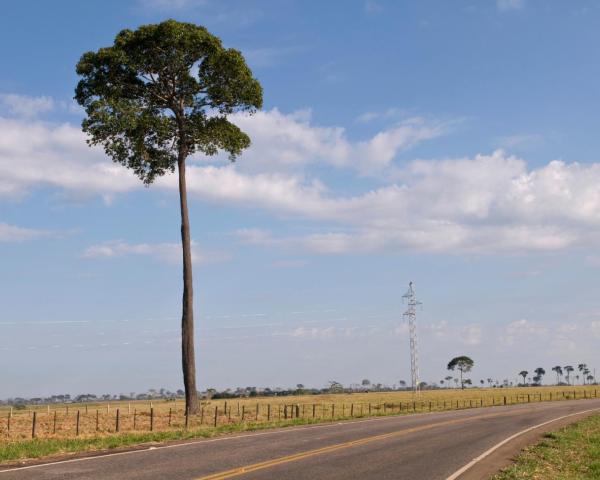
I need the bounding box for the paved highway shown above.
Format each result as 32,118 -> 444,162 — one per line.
1,398 -> 599,480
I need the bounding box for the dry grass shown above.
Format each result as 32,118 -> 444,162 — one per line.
0,386 -> 597,464
1,386 -> 597,442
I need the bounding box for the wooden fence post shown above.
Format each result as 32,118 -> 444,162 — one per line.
96,409 -> 100,432
150,407 -> 154,431
312,404 -> 316,418
169,408 -> 172,426
267,404 -> 271,421
115,409 -> 119,433
77,410 -> 81,436
256,403 -> 260,421
214,406 -> 218,427
7,412 -> 11,434
242,405 -> 246,421
53,410 -> 57,434
200,406 -> 204,425
134,409 -> 137,430
32,412 -> 37,438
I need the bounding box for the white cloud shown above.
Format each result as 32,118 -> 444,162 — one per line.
501,319 -> 547,346
497,0 -> 524,11
227,108 -> 448,174
461,324 -> 482,346
0,94 -> 54,117
83,240 -> 230,265
0,117 -> 138,200
0,223 -> 50,242
237,150 -> 600,254
4,107 -> 600,255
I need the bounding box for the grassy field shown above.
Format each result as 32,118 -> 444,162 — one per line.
491,414 -> 600,479
0,386 -> 597,464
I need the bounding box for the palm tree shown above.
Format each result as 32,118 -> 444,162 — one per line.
578,364 -> 588,385
552,366 -> 563,385
564,365 -> 574,385
534,367 -> 545,385
519,370 -> 528,385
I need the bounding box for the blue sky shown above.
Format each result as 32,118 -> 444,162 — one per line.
1,0 -> 600,397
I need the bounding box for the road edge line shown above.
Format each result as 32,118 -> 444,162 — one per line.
444,407 -> 600,480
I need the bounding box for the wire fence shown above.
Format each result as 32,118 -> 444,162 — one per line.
1,388 -> 598,441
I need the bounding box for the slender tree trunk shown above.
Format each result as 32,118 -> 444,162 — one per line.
178,154 -> 199,414
460,369 -> 463,390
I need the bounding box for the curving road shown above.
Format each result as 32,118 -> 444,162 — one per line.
1,398 -> 599,480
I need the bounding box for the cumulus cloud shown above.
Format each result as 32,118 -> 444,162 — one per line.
237,150 -> 600,254
0,117 -> 138,200
0,94 -> 54,117
227,108 -> 448,174
83,240 -> 230,265
3,106 -> 600,255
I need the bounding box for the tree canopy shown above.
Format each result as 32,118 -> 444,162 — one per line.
447,356 -> 474,373
75,19 -> 262,183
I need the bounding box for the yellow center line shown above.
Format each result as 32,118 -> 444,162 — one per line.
194,410 -> 515,480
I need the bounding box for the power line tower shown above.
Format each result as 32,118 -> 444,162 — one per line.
403,282 -> 422,395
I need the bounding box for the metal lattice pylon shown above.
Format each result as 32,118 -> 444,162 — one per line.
402,282 -> 422,395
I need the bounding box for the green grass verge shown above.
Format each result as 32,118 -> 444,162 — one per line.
491,414 -> 600,480
0,414 -> 378,464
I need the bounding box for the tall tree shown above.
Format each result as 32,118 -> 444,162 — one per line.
552,365 -> 563,385
564,365 -> 574,385
519,370 -> 528,385
75,20 -> 262,414
534,367 -> 545,385
578,364 -> 588,385
447,356 -> 474,390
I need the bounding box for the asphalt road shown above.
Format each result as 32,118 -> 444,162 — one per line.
2,398 -> 599,480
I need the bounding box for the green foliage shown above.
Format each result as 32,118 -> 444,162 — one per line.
447,356 -> 474,373
75,19 -> 263,184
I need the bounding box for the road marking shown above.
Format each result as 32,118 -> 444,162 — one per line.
0,401 -> 593,475
445,407 -> 600,480
193,410 -> 531,480
0,408 -> 471,474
